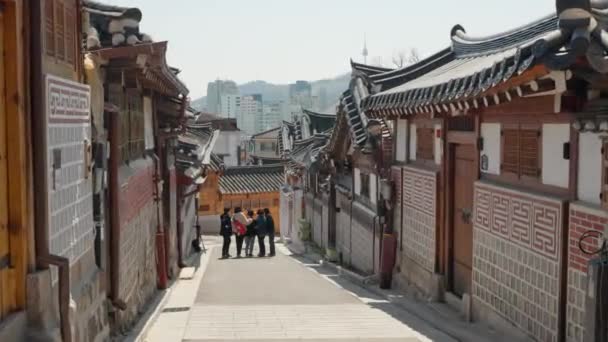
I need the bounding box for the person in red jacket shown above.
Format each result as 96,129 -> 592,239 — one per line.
232,207 -> 252,258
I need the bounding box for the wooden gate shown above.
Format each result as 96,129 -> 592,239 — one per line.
0,7 -> 17,320
450,144 -> 475,296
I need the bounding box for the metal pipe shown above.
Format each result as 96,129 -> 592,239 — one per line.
38,254 -> 71,342
176,176 -> 185,268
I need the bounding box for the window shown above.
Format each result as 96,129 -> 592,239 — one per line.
260,141 -> 276,152
416,126 -> 434,161
360,173 -> 370,199
501,124 -> 541,181
44,0 -> 78,67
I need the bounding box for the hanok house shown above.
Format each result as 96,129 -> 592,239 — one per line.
248,126 -> 283,165
362,1 -> 608,340
83,0 -> 190,332
280,65 -> 399,275
0,1 -> 92,341
279,110 -> 335,252
175,119 -> 218,259
198,163 -> 285,234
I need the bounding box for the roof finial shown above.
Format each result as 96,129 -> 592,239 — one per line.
362,34 -> 368,64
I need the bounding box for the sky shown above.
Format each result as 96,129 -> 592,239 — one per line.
103,0 -> 555,99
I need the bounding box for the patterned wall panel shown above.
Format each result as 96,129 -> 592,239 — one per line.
46,75 -> 95,275
566,203 -> 608,342
472,182 -> 565,342
401,166 -> 437,273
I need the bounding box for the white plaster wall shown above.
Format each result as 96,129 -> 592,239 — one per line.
578,132 -> 602,205
144,97 -> 154,150
396,119 -> 408,162
542,124 -> 570,188
354,168 -> 361,195
213,131 -> 242,166
370,173 -> 377,205
480,123 -> 501,175
434,124 -> 442,165
409,124 -> 417,161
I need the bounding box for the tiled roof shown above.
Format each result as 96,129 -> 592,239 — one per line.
363,2 -> 608,117
219,165 -> 284,194
176,121 -> 218,177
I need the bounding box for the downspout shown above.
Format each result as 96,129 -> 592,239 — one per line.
176,164 -> 185,268
30,2 -> 72,341
107,110 -> 126,310
151,93 -> 168,289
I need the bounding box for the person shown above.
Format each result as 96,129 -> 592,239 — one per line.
219,208 -> 232,259
264,208 -> 276,257
255,209 -> 266,257
244,210 -> 257,257
232,207 -> 252,258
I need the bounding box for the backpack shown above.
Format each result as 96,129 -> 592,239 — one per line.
232,218 -> 246,236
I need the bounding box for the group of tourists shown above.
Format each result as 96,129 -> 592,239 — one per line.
219,207 -> 275,259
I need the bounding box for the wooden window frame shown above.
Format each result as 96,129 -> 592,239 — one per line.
500,123 -> 542,183
44,0 -> 78,68
415,120 -> 436,165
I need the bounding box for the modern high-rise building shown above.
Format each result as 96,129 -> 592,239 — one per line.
206,80 -> 239,114
260,101 -> 285,132
220,94 -> 241,119
237,94 -> 263,135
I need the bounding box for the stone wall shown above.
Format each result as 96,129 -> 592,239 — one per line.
336,191 -> 352,265
115,159 -> 158,332
565,203 -> 607,342
472,181 -> 565,342
181,187 -> 198,258
350,201 -> 378,275
397,166 -> 438,293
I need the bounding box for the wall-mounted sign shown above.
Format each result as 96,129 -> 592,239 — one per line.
481,154 -> 489,172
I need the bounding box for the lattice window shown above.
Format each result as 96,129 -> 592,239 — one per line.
127,90 -> 145,160
501,124 -> 541,180
416,127 -> 435,161
44,0 -> 78,67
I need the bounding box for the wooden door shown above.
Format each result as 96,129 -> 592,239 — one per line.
451,144 -> 475,296
0,9 -> 13,320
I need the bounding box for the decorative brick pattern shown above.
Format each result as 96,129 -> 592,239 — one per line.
472,182 -> 565,342
566,204 -> 608,342
47,124 -> 95,272
401,166 -> 437,273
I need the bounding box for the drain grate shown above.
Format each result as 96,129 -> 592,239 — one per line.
161,307 -> 190,313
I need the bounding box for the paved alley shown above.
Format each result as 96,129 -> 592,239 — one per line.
143,240 -> 456,342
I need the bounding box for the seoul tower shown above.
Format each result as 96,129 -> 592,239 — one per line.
362,34 -> 368,64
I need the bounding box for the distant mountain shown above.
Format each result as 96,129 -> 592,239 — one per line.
191,73 -> 350,112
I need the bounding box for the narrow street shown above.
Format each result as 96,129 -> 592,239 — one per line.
143,239 -> 455,342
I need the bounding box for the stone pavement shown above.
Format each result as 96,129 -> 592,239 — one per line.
142,236 -> 456,341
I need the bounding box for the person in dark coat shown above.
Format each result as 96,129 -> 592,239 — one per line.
264,208 -> 276,257
244,210 -> 257,257
255,209 -> 266,257
219,208 -> 232,259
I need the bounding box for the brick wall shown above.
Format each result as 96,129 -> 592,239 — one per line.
397,166 -> 438,292
116,159 -> 158,331
566,203 -> 607,342
472,181 -> 565,342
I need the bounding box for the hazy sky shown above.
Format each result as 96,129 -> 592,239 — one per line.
103,0 -> 555,99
